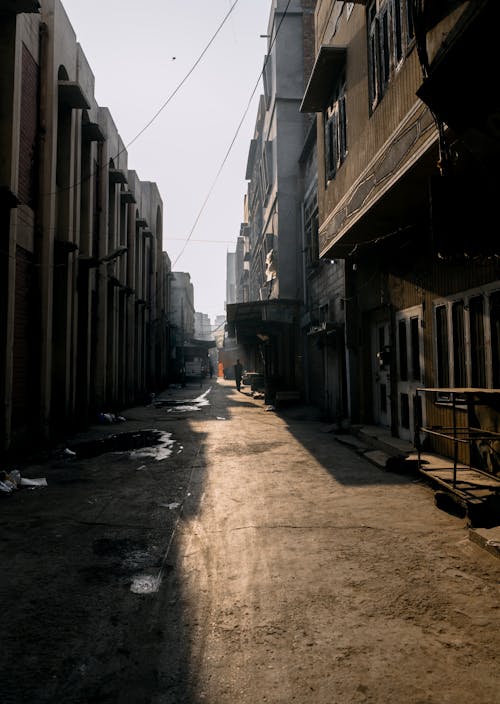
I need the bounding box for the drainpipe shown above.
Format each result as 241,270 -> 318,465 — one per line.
35,20 -> 54,444
300,202 -> 310,402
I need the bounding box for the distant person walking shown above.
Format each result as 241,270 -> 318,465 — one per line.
234,359 -> 243,391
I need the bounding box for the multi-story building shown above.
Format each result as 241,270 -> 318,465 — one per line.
169,271 -> 195,377
227,0 -> 316,395
0,0 -> 173,454
302,0 -> 500,467
226,251 -> 236,306
194,312 -> 213,341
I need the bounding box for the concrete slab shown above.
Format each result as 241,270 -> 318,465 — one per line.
363,449 -> 391,468
355,424 -> 414,456
469,527 -> 500,559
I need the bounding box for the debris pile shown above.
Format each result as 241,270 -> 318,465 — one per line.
0,469 -> 47,494
97,412 -> 127,424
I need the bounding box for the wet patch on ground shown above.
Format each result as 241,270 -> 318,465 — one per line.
86,537 -> 173,591
216,440 -> 289,456
67,429 -> 175,461
154,388 -> 211,414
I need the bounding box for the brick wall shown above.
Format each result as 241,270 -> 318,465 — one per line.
18,44 -> 38,206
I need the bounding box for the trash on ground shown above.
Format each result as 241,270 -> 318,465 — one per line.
130,573 -> 161,595
216,417 -> 226,421
0,470 -> 47,493
20,477 -> 48,488
265,405 -> 276,412
97,412 -> 126,424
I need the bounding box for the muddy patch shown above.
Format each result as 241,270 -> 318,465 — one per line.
68,430 -> 175,461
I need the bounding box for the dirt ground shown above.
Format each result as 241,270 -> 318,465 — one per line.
1,379 -> 499,703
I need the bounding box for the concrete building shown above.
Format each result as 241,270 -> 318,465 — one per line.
226,251 -> 236,306
194,312 -> 212,341
169,271 -> 195,377
0,0 -> 173,455
227,0 -> 316,396
301,0 -> 500,468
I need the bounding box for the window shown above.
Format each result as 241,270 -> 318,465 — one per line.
367,0 -> 415,111
398,319 -> 408,381
434,288 -> 500,390
410,316 -> 421,381
435,305 -> 450,386
470,296 -> 486,388
324,78 -> 347,182
263,54 -> 273,109
259,141 -> 274,204
452,301 -> 466,387
304,192 -> 319,268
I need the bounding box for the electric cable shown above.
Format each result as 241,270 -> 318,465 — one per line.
172,0 -> 293,267
45,0 -> 241,197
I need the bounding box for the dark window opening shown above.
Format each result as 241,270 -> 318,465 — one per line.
452,301 -> 466,387
436,305 -> 450,387
470,296 -> 486,387
324,78 -> 347,183
398,319 -> 408,381
410,316 -> 420,381
400,393 -> 410,429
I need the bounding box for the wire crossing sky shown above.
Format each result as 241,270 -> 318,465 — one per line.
61,0 -> 273,321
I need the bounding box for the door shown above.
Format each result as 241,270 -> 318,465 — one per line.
372,321 -> 391,428
395,305 -> 425,441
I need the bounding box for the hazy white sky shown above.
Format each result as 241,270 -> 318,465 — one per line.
61,0 -> 272,321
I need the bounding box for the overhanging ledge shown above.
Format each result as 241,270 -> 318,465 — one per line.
226,299 -> 300,339
300,45 -> 347,113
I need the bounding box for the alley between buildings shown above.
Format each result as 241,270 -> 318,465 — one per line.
1,379 -> 499,704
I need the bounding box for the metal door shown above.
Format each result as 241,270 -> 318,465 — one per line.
395,305 -> 424,441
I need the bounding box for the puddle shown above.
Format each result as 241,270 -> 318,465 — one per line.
130,573 -> 161,595
158,501 -> 181,510
69,429 -> 174,461
155,388 -> 211,413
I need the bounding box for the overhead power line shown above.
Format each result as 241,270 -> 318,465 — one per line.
172,0 -> 293,267
45,0 -> 241,196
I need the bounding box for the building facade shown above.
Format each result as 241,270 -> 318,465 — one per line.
227,0 -> 316,396
0,0 -> 173,455
302,0 -> 500,465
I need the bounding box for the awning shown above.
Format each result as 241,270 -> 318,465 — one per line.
300,45 -> 347,113
108,168 -> 128,185
82,121 -> 106,143
184,338 -> 216,350
416,1 -> 500,161
0,1 -> 40,14
58,81 -> 90,110
226,299 -> 300,340
120,190 -> 136,204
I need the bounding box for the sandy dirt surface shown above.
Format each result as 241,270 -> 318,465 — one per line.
1,379 -> 499,703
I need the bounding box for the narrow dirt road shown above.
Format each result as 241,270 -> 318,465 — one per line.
175,381 -> 500,704
1,379 -> 499,703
